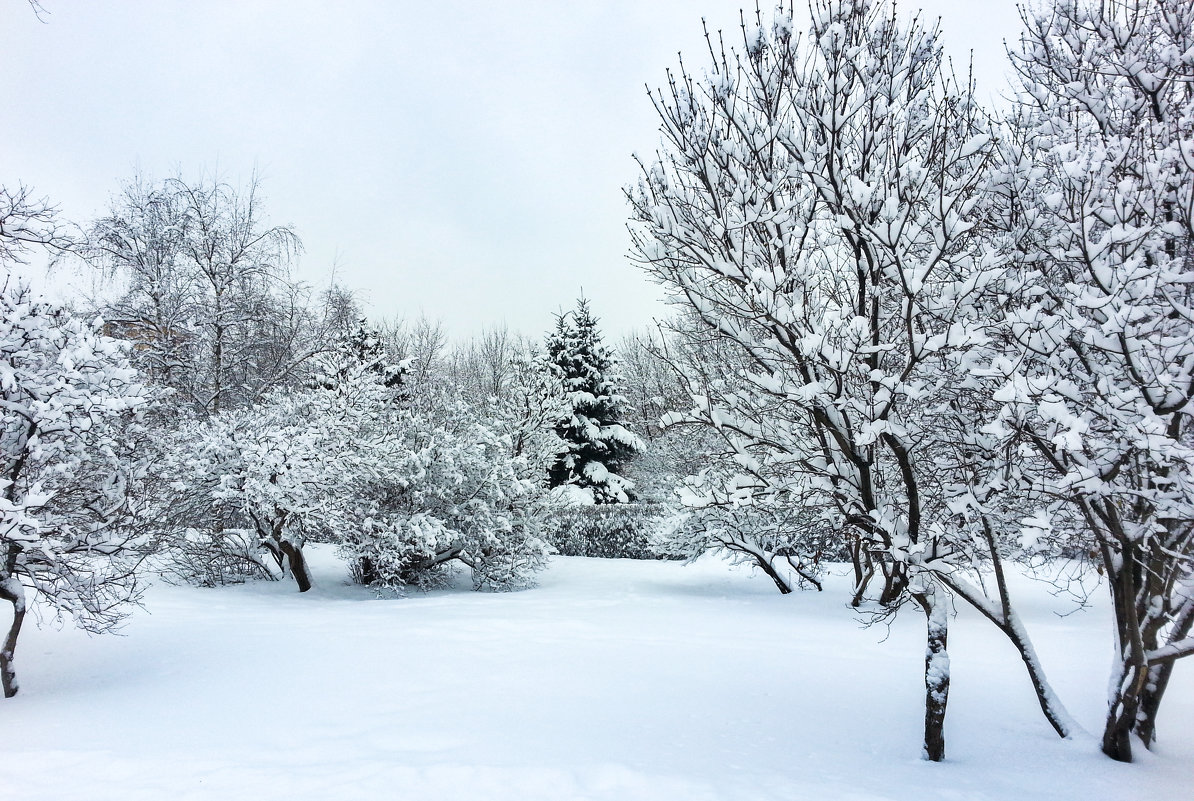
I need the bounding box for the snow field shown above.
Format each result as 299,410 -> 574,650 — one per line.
1,549 -> 1190,800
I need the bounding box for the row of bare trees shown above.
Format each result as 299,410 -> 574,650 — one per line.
629,0 -> 1193,764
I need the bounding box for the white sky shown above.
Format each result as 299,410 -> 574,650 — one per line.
2,0 -> 1023,340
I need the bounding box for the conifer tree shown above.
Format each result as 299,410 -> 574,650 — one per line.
316,319 -> 408,399
544,299 -> 643,503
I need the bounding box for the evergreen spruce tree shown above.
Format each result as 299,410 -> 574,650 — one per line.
313,319 -> 408,400
346,319 -> 407,392
544,299 -> 643,503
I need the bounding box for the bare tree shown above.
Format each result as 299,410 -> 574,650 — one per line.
447,324 -> 517,404
628,0 -> 1077,759
379,313 -> 448,397
84,172 -> 319,416
0,184 -> 74,264
998,0 -> 1194,762
171,173 -> 301,413
86,173 -> 196,389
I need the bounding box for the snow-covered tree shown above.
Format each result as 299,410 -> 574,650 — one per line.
0,282 -> 150,697
661,469 -> 831,593
493,347 -> 568,482
1,183 -> 74,265
991,0 -> 1194,762
626,317 -> 831,585
160,338 -> 394,592
313,318 -> 408,398
545,299 -> 643,504
628,0 -> 1078,759
336,405 -> 551,592
160,327 -> 551,594
86,172 -> 309,416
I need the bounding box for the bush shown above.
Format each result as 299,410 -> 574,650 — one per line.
157,527 -> 274,587
547,503 -> 673,560
336,414 -> 552,592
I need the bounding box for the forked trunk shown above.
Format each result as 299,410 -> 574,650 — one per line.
879,560 -> 907,607
1134,601 -> 1193,748
849,537 -> 874,607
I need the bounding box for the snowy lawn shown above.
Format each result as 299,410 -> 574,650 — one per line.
2,549 -> 1191,801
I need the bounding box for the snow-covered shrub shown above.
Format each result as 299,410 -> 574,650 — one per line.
337,409 -> 551,592
158,392 -> 343,592
656,469 -> 837,593
156,329 -> 552,594
156,347 -> 391,590
547,503 -> 668,560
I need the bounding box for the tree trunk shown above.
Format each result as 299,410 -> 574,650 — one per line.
1101,544 -> 1149,763
1000,609 -> 1077,739
1134,604 -> 1193,748
0,576 -> 27,699
355,556 -> 378,586
279,541 -> 312,593
935,572 -> 1078,740
1103,656 -> 1145,762
755,556 -> 794,594
879,560 -> 907,607
917,581 -> 950,762
849,537 -> 873,607
1136,663 -> 1171,750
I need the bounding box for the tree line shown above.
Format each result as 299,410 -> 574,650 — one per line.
628,0 -> 1193,764
1,167 -> 653,703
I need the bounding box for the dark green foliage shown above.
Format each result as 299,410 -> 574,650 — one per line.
314,319 -> 407,400
544,299 -> 643,503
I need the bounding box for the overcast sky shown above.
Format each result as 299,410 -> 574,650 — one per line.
2,0 -> 1024,340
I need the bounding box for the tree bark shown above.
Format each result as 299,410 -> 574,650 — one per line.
1136,663 -> 1172,750
849,537 -> 874,607
755,556 -> 794,594
916,581 -> 950,762
0,576 -> 27,699
1103,657 -> 1145,762
1134,602 -> 1194,748
1005,609 -> 1077,739
279,541 -> 312,593
355,556 -> 378,586
1101,541 -> 1150,763
879,560 -> 907,607
935,572 -> 1078,740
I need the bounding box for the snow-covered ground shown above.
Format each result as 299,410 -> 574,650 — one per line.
2,549 -> 1191,800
